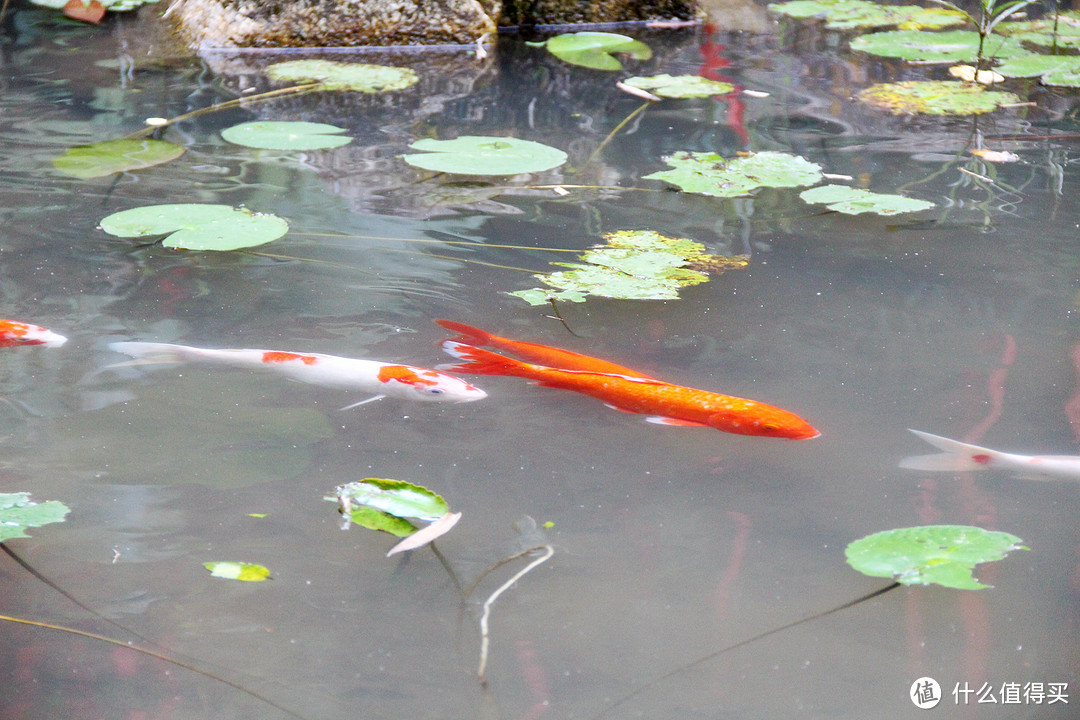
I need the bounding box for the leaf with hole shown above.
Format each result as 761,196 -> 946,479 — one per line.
403,136 -> 567,176
800,184 -> 935,215
99,204 -> 288,251
203,561 -> 272,582
266,60 -> 419,92
0,493 -> 70,542
532,32 -> 652,71
53,138 -> 185,179
622,74 -> 735,98
846,525 -> 1026,589
644,151 -> 822,197
221,121 -> 352,150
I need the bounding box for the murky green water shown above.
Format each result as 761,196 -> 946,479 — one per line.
1,5 -> 1079,720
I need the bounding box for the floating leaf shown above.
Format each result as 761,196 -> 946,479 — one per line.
403,136 -> 567,176
99,203 -> 288,251
0,492 -> 70,542
846,525 -> 1026,589
994,52 -> 1080,79
769,0 -> 966,30
533,32 -> 652,71
621,74 -> 735,98
221,121 -> 352,150
850,30 -> 1026,63
857,80 -> 1020,115
800,184 -> 934,215
203,561 -> 272,582
53,138 -> 185,179
999,13 -> 1080,49
266,60 -> 419,92
387,511 -> 462,556
644,150 -> 822,197
509,229 -> 748,304
336,478 -> 449,522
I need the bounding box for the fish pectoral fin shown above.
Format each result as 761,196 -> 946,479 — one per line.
603,403 -> 640,414
645,415 -> 709,427
339,394 -> 386,410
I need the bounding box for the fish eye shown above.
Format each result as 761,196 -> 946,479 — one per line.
428,388 -> 444,394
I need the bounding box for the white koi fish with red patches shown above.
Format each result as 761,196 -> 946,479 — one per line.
900,429 -> 1080,481
107,341 -> 486,407
0,319 -> 67,348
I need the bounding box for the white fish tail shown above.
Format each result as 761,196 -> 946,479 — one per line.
899,429 -> 997,472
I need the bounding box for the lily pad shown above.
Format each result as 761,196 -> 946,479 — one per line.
850,29 -> 1026,63
644,150 -> 823,197
999,12 -> 1080,48
769,0 -> 966,30
265,60 -> 419,92
402,136 -> 567,176
203,561 -> 271,582
857,80 -> 1020,115
509,229 -> 748,304
336,478 -> 449,522
846,525 -> 1026,589
800,184 -> 935,214
532,32 -> 652,71
99,203 -> 289,251
994,52 -> 1080,79
0,492 -> 70,542
622,74 -> 735,98
53,138 -> 185,179
221,121 -> 352,150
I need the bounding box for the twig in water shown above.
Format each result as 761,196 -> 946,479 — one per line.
546,297 -> 581,337
476,545 -> 554,686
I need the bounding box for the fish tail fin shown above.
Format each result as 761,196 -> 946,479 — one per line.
107,341 -> 191,366
439,341 -> 530,377
898,429 -> 996,472
434,319 -> 494,346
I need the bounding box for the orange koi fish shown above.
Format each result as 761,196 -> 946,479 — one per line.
108,341 -> 487,406
440,341 -> 820,439
435,319 -> 652,378
0,319 -> 67,348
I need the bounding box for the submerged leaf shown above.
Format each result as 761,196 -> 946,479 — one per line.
509,229 -> 748,304
221,121 -> 352,150
53,138 -> 185,179
622,74 -> 735,98
203,561 -> 272,582
857,80 -> 1019,115
99,203 -> 289,251
266,60 -> 419,92
644,151 -> 822,197
846,525 -> 1026,589
0,492 -> 70,542
537,32 -> 652,70
403,136 -> 567,176
799,184 -> 934,214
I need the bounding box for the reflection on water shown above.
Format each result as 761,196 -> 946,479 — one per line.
1,5 -> 1079,720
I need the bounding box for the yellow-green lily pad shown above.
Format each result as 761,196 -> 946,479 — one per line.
53,138 -> 185,179
857,80 -> 1020,115
644,150 -> 823,197
266,60 -> 419,92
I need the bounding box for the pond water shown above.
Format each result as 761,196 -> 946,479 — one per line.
2,5 -> 1079,720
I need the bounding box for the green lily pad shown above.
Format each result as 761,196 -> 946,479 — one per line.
999,12 -> 1080,48
800,184 -> 935,214
769,0 -> 966,30
0,492 -> 70,542
846,525 -> 1026,589
644,150 -> 823,197
203,561 -> 271,582
99,203 -> 289,251
221,121 -> 352,150
53,138 -> 185,179
622,74 -> 735,98
994,52 -> 1080,78
857,80 -> 1020,115
509,229 -> 748,304
532,32 -> 652,71
336,478 -> 449,522
850,29 -> 1026,63
403,136 -> 567,176
265,60 -> 419,92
